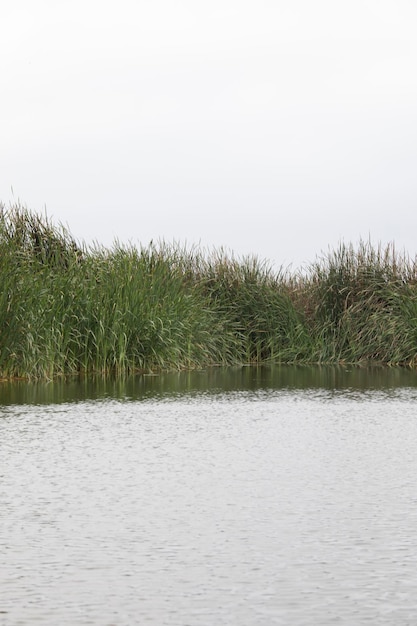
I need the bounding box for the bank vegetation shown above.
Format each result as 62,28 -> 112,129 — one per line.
1,204 -> 417,379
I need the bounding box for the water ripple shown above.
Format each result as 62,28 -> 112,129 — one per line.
1,389 -> 417,624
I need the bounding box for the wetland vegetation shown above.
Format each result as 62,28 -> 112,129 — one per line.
1,203 -> 417,379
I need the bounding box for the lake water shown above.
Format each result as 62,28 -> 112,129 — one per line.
1,366 -> 417,625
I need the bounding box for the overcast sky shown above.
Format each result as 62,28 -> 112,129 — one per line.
2,0 -> 417,269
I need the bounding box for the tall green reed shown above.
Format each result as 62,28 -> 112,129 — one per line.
194,250 -> 310,363
1,204 -> 417,379
301,241 -> 417,364
0,205 -> 238,377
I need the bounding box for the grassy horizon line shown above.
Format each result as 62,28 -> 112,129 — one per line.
1,202 -> 417,380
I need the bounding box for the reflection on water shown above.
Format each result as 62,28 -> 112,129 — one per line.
1,364 -> 417,405
1,369 -> 417,625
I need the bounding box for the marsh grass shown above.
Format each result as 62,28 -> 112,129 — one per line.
300,241 -> 417,365
1,203 -> 417,379
192,251 -> 309,363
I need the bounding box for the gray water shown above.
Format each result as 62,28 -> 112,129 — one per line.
1,366 -> 417,625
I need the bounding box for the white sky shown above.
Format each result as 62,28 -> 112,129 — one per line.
2,0 -> 417,269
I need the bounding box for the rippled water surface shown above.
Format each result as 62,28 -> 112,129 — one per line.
1,367 -> 417,625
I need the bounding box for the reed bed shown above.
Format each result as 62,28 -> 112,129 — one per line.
1,203 -> 417,379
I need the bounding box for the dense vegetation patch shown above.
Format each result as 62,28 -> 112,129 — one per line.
1,203 -> 417,379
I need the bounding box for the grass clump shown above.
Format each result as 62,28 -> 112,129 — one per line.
193,251 -> 309,363
1,203 -> 417,379
298,241 -> 417,365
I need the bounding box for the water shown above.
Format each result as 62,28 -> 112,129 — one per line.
1,366 -> 417,625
